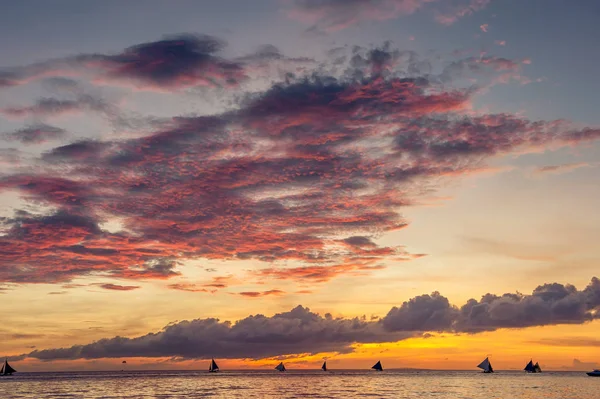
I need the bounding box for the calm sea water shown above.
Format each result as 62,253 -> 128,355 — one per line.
1,370 -> 598,398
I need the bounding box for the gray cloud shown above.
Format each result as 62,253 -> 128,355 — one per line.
24,305 -> 410,361
3,124 -> 67,144
18,278 -> 600,361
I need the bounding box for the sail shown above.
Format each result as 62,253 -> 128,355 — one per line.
1,359 -> 16,375
371,361 -> 383,371
275,362 -> 286,372
534,362 -> 542,373
524,360 -> 535,372
209,358 -> 219,372
322,361 -> 327,371
477,357 -> 492,372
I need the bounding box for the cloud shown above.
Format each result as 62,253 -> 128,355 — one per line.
435,0 -> 491,25
23,305 -> 409,360
534,162 -> 594,175
97,283 -> 141,291
0,34 -> 253,92
494,40 -> 506,46
1,95 -> 113,119
167,275 -> 237,293
382,292 -> 458,331
480,23 -> 489,32
238,289 -> 286,297
19,277 -> 600,361
287,0 -> 435,33
82,34 -> 246,91
167,283 -> 211,293
287,0 -> 490,33
454,278 -> 600,332
3,124 -> 67,144
1,41 -> 600,285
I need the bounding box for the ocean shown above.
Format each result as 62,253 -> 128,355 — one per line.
1,370 -> 597,398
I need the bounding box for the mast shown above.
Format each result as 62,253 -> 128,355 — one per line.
371,360 -> 383,371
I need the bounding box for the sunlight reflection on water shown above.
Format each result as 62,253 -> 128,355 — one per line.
1,370 -> 598,398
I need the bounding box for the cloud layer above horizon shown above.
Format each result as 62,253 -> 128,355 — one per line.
12,277 -> 600,361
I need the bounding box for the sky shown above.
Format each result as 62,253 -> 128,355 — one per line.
1,0 -> 600,372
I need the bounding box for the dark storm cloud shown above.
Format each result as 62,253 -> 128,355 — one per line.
20,278 -> 600,361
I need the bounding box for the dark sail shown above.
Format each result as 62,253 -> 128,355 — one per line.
477,357 -> 493,373
524,360 -> 535,372
322,361 -> 327,371
534,362 -> 542,373
1,359 -> 16,375
209,358 -> 219,372
275,362 -> 286,372
371,361 -> 383,371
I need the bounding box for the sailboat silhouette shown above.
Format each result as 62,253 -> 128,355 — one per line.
321,361 -> 327,371
477,357 -> 493,373
524,359 -> 542,373
0,359 -> 16,376
371,361 -> 383,371
275,362 -> 286,372
209,358 -> 219,372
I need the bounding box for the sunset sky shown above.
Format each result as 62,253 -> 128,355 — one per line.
1,0 -> 600,372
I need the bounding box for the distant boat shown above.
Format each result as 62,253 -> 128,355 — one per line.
587,369 -> 600,377
321,361 -> 327,371
209,358 -> 219,373
371,361 -> 383,371
275,362 -> 286,372
477,357 -> 494,373
524,359 -> 542,373
0,359 -> 16,376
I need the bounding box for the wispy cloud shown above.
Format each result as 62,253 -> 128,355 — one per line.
3,124 -> 67,145
534,162 -> 595,175
238,289 -> 286,297
97,283 -> 141,291
287,0 -> 491,33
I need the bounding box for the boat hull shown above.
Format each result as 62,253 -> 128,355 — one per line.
587,372 -> 600,377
